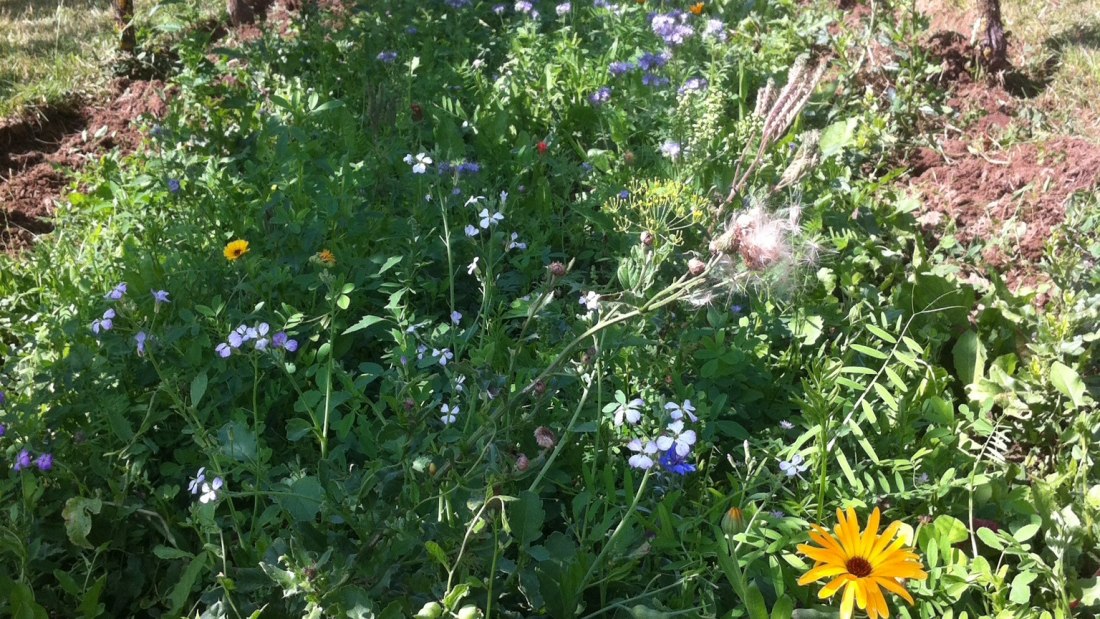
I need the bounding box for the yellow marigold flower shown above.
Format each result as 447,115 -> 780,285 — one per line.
797,508 -> 927,619
318,249 -> 336,265
224,239 -> 250,261
689,2 -> 704,15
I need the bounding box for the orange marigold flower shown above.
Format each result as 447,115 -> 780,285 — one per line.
797,508 -> 927,619
224,239 -> 250,261
318,249 -> 336,265
689,2 -> 704,15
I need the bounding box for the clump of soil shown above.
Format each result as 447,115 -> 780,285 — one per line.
0,79 -> 171,253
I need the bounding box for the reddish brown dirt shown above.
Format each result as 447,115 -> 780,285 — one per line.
903,3 -> 1100,293
0,79 -> 170,252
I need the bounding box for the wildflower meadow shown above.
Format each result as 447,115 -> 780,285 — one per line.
2,0 -> 1100,617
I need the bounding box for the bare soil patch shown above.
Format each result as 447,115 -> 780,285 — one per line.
0,79 -> 171,252
904,3 -> 1100,291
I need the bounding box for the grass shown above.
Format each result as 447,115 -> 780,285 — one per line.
1003,0 -> 1100,136
0,0 -> 221,118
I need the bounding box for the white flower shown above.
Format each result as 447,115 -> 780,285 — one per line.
507,232 -> 527,251
434,348 -> 454,366
614,397 -> 645,426
440,403 -> 459,425
499,190 -> 508,204
451,310 -> 462,325
479,208 -> 504,228
467,257 -> 479,275
464,195 -> 485,208
405,152 -> 432,174
464,224 -> 479,237
665,399 -> 697,422
454,375 -> 466,392
779,453 -> 809,477
627,438 -> 658,469
416,344 -> 427,360
199,477 -> 224,503
656,420 -> 696,457
579,291 -> 600,312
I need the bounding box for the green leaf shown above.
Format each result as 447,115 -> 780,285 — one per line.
167,552 -> 209,617
218,419 -> 258,461
343,315 -> 385,336
507,491 -> 545,546
191,372 -> 208,407
1013,523 -> 1040,543
819,118 -> 857,157
62,497 -> 102,549
277,476 -> 324,522
1009,570 -> 1038,604
851,344 -> 888,360
771,595 -> 795,619
425,541 -> 450,570
1050,361 -> 1088,408
153,545 -> 194,560
866,324 -> 897,344
744,586 -> 769,619
952,331 -> 986,387
976,527 -> 1003,550
442,583 -> 470,611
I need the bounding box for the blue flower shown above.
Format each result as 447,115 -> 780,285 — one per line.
215,342 -> 232,358
637,52 -> 669,71
678,77 -> 709,96
618,190 -> 630,199
272,332 -> 299,352
609,61 -> 635,77
493,3 -> 506,14
35,453 -> 52,471
14,449 -> 31,471
167,178 -> 181,193
446,0 -> 471,6
377,51 -> 398,63
105,282 -> 127,301
457,161 -> 481,175
135,331 -> 148,356
588,86 -> 612,105
0,424 -> 5,437
152,289 -> 170,304
642,73 -> 670,88
651,12 -> 694,46
91,309 -> 116,334
659,141 -> 682,160
555,2 -> 571,15
514,0 -> 533,13
659,448 -> 696,475
188,467 -> 206,494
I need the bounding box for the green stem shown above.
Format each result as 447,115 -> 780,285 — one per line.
577,470 -> 652,595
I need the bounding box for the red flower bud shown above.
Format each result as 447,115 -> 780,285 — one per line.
537,141 -> 548,155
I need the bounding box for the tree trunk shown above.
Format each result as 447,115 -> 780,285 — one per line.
977,0 -> 1008,71
229,0 -> 256,27
114,0 -> 136,53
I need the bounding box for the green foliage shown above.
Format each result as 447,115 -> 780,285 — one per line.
0,0 -> 1098,618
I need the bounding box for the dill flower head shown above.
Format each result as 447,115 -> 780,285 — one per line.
224,239 -> 250,261
798,508 -> 927,619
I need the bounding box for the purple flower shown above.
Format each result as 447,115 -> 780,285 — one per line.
514,0 -> 532,13
105,282 -> 127,301
618,189 -> 630,199
555,2 -> 570,15
609,61 -> 635,77
451,310 -> 462,325
167,178 -> 181,193
35,453 -> 52,471
642,73 -> 670,88
92,309 -> 116,334
659,448 -> 696,475
588,86 -> 612,105
678,77 -> 708,95
446,0 -> 472,6
135,331 -> 147,356
377,51 -> 398,63
14,449 -> 31,471
272,332 -> 298,352
637,51 -> 670,71
703,18 -> 727,42
215,343 -> 231,358
457,161 -> 481,175
660,141 -> 682,160
405,26 -> 418,34
0,424 -> 5,437
779,419 -> 794,430
0,391 -> 5,406
770,510 -> 786,519
493,3 -> 506,14
151,289 -> 170,304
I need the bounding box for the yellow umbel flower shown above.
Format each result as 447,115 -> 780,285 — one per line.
797,508 -> 926,619
224,239 -> 250,261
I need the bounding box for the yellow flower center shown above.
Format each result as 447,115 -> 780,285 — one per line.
845,556 -> 873,578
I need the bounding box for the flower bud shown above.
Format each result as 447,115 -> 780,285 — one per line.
533,380 -> 547,396
640,231 -> 655,247
534,426 -> 556,449
516,453 -> 530,472
722,506 -> 745,536
403,398 -> 415,412
457,606 -> 483,619
688,257 -> 706,276
548,261 -> 567,277
415,602 -> 443,619
623,150 -> 636,165
410,103 -> 424,122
